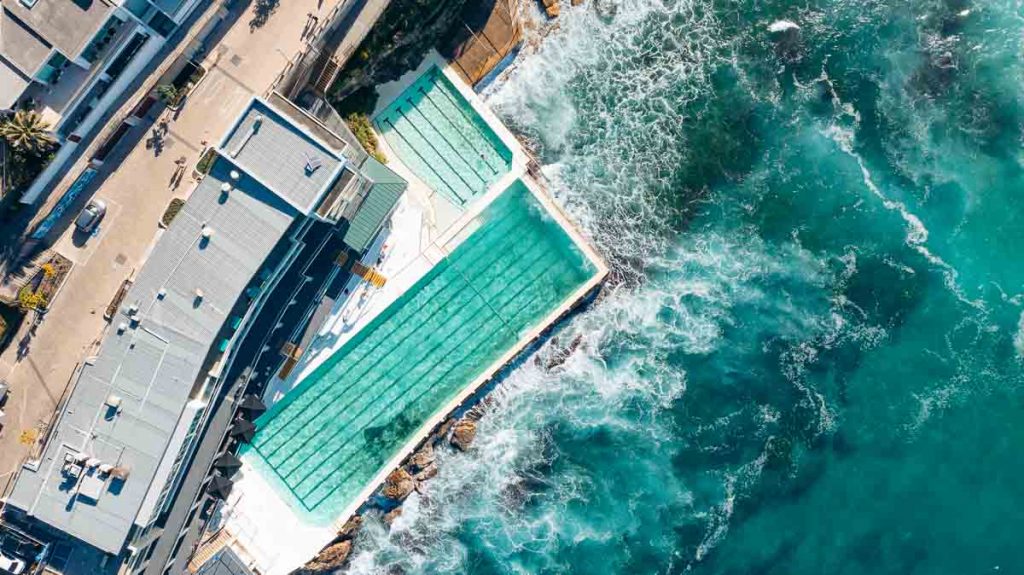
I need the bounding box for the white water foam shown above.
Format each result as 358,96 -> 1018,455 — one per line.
812,68 -> 986,312
485,0 -> 725,283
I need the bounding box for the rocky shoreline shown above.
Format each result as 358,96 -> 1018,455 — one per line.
292,413 -> 480,574
291,327 -> 592,574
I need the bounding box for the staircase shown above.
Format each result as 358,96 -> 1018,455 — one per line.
352,261 -> 387,288
187,529 -> 233,572
0,248 -> 49,304
312,53 -> 340,95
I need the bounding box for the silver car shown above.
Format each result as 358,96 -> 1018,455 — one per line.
75,199 -> 107,234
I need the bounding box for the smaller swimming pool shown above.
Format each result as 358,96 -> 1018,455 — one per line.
374,66 -> 512,207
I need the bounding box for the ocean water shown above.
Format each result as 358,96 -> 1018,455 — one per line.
345,1 -> 1024,573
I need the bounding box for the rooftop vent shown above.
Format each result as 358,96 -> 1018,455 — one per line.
305,155 -> 323,174
127,304 -> 139,317
201,227 -> 214,240
221,182 -> 232,194
117,322 -> 127,334
157,288 -> 166,300
230,170 -> 240,181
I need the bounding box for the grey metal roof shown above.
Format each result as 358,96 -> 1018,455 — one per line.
0,55 -> 29,109
221,100 -> 343,215
194,547 -> 254,575
342,158 -> 405,253
149,0 -> 190,20
8,158 -> 299,555
0,0 -> 113,62
0,6 -> 51,76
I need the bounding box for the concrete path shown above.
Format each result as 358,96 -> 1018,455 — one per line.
0,0 -> 344,497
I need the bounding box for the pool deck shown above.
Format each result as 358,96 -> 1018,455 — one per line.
220,51 -> 607,575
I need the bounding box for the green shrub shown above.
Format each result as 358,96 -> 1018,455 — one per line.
162,198 -> 186,227
17,285 -> 46,311
196,148 -> 216,175
156,84 -> 180,105
345,113 -> 386,164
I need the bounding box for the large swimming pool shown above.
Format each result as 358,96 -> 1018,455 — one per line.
374,66 -> 512,207
243,180 -> 597,523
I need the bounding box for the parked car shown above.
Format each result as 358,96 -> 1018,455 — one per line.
0,552 -> 25,574
75,199 -> 107,234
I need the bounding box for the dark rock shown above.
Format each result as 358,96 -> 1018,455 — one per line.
337,515 -> 362,540
302,540 -> 352,573
383,507 -> 403,525
407,444 -> 434,472
381,468 -> 415,501
429,420 -> 453,447
544,334 -> 583,370
451,419 -> 477,451
414,463 -> 438,482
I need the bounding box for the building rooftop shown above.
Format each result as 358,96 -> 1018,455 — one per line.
0,6 -> 51,76
194,548 -> 254,575
0,55 -> 30,109
222,99 -> 345,215
1,0 -> 114,62
149,0 -> 191,21
342,157 -> 405,253
8,158 -> 300,554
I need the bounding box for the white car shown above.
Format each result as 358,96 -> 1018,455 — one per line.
0,552 -> 25,574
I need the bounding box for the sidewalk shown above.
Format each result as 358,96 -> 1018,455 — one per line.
0,0 -> 345,495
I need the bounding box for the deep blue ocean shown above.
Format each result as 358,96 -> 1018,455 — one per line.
347,1 -> 1024,573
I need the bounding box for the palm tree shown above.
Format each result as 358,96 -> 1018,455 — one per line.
0,110 -> 56,153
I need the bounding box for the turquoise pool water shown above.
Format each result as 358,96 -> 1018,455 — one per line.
374,66 -> 512,207
243,180 -> 596,523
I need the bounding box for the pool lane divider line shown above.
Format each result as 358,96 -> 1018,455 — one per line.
415,87 -> 501,176
297,254 -> 565,507
395,107 -> 482,194
379,117 -> 466,205
406,99 -> 492,184
281,245 -> 560,491
251,208 -> 536,452
428,67 -> 514,165
263,231 -> 552,477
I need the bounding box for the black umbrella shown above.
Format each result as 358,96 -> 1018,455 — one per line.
238,394 -> 266,415
213,453 -> 243,471
207,474 -> 233,500
229,419 -> 256,443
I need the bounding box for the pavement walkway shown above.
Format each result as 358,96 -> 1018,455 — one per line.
0,0 -> 345,501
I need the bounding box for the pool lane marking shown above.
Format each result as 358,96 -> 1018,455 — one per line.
406,99 -> 492,184
395,107 -> 482,196
415,87 -> 500,176
283,243 -> 563,489
251,206 -> 536,451
296,251 -> 570,508
282,244 -> 559,491
251,210 -> 530,454
429,73 -> 512,163
379,116 -> 466,205
266,230 -> 549,476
